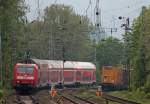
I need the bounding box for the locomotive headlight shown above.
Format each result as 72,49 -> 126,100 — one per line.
17,76 -> 24,79
17,81 -> 20,83
27,77 -> 34,80
17,76 -> 34,80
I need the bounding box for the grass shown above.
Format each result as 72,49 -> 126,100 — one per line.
73,88 -> 150,104
73,89 -> 106,104
0,89 -> 4,103
109,90 -> 150,104
0,90 -> 3,99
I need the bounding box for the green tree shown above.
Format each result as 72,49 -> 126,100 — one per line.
96,36 -> 124,82
128,7 -> 149,88
96,36 -> 124,68
26,4 -> 93,61
0,0 -> 27,86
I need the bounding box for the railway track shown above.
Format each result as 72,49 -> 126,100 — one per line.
13,95 -> 39,104
56,94 -> 99,104
57,88 -> 141,104
4,87 -> 141,104
102,93 -> 141,104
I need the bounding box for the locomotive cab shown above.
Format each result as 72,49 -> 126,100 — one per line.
13,63 -> 38,89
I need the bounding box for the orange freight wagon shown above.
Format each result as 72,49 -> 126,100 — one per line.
101,66 -> 128,90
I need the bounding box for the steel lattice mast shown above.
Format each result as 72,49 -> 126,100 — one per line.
95,0 -> 105,41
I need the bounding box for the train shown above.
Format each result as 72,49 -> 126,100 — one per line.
101,66 -> 129,90
12,58 -> 96,89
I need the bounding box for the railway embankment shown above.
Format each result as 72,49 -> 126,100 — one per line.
109,90 -> 150,104
1,87 -> 143,104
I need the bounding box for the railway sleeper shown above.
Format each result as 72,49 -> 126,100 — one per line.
71,95 -> 98,104
61,94 -> 98,104
30,96 -> 39,104
16,97 -> 24,104
62,95 -> 79,104
56,96 -> 65,104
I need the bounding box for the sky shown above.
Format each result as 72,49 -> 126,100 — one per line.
25,0 -> 150,39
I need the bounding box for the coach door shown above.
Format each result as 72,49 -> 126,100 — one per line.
50,70 -> 59,84
39,64 -> 49,86
76,71 -> 82,82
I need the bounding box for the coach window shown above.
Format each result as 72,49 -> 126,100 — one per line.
26,67 -> 34,74
17,66 -> 34,74
83,76 -> 91,81
64,77 -> 73,81
17,67 -> 26,73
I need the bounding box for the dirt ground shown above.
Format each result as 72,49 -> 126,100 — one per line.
5,90 -> 58,104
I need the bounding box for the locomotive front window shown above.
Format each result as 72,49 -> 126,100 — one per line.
17,66 -> 34,74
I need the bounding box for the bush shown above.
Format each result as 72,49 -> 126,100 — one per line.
131,87 -> 146,99
144,74 -> 150,93
0,90 -> 3,99
145,93 -> 150,99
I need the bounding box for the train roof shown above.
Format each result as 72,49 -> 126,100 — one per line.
31,58 -> 96,70
16,63 -> 37,66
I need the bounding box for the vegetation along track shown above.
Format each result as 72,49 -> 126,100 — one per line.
102,93 -> 141,104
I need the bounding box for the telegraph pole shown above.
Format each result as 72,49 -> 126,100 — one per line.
86,0 -> 91,17
95,0 -> 101,40
37,0 -> 42,59
93,39 -> 97,63
0,24 -> 3,87
37,0 -> 40,21
119,16 -> 131,70
119,16 -> 131,88
62,46 -> 65,86
92,0 -> 101,65
95,0 -> 105,41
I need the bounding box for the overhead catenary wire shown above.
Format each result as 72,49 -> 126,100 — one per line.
53,0 -> 58,4
0,24 -> 3,86
34,0 -> 61,60
103,0 -> 150,14
85,0 -> 92,17
102,0 -> 149,25
102,4 -> 147,26
37,0 -> 42,58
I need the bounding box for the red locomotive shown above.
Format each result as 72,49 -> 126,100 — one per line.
12,59 -> 96,89
13,63 -> 38,88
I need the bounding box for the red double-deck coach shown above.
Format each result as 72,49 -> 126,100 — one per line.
12,59 -> 96,89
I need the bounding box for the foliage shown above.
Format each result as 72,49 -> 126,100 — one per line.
95,63 -> 100,83
25,4 -> 93,61
110,90 -> 150,104
96,36 -> 125,68
127,6 -> 150,88
95,36 -> 125,83
1,1 -> 150,97
144,74 -> 150,93
0,0 -> 27,86
0,3 -> 94,88
0,90 -> 3,99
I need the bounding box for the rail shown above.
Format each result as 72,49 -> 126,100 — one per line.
71,94 -> 98,104
56,94 -> 99,104
61,95 -> 79,104
102,93 -> 141,104
15,95 -> 39,104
